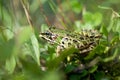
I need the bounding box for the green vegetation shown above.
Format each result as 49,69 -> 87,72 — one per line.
0,0 -> 120,80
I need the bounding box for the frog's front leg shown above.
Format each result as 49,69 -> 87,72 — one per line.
56,37 -> 72,56
56,44 -> 64,56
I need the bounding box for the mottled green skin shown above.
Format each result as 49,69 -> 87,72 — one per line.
40,27 -> 102,55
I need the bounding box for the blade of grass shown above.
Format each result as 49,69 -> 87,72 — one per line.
47,46 -> 78,70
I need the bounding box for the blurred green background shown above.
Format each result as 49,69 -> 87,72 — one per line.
0,0 -> 120,80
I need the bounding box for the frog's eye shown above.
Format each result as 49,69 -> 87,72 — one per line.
45,32 -> 50,35
39,30 -> 58,44
43,31 -> 52,36
39,31 -> 51,39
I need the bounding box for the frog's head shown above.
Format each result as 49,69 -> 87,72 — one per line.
39,30 -> 58,44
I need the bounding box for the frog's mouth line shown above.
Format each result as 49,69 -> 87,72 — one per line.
39,34 -> 59,44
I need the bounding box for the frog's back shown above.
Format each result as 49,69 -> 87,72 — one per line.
56,29 -> 102,55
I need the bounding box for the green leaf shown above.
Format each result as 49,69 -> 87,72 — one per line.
64,64 -> 76,73
89,65 -> 98,73
12,26 -> 33,60
5,55 -> 16,74
0,6 -> 13,27
47,46 -> 78,70
108,12 -> 120,32
100,25 -> 108,36
110,35 -> 119,45
0,39 -> 15,61
86,57 -> 101,69
70,1 -> 82,14
18,26 -> 33,44
83,12 -> 93,24
84,45 -> 105,60
103,48 -> 118,62
94,71 -> 105,80
83,12 -> 102,27
93,12 -> 102,27
0,26 -> 14,41
41,71 -> 62,80
113,18 -> 120,33
98,6 -> 113,10
31,34 -> 40,66
20,58 -> 43,80
41,24 -> 49,33
20,33 -> 40,66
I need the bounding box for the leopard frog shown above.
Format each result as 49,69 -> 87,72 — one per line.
39,27 -> 102,56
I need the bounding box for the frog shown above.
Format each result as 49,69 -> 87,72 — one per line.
39,27 -> 102,57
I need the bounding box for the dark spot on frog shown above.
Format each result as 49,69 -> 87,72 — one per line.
89,35 -> 94,38
82,41 -> 88,45
85,34 -> 89,37
62,41 -> 64,44
62,37 -> 69,42
73,39 -> 78,43
49,36 -> 52,40
58,44 -> 65,50
94,35 -> 101,38
69,38 -> 72,41
68,42 -> 71,45
79,37 -> 84,40
65,37 -> 68,40
89,38 -> 94,41
61,45 -> 65,49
